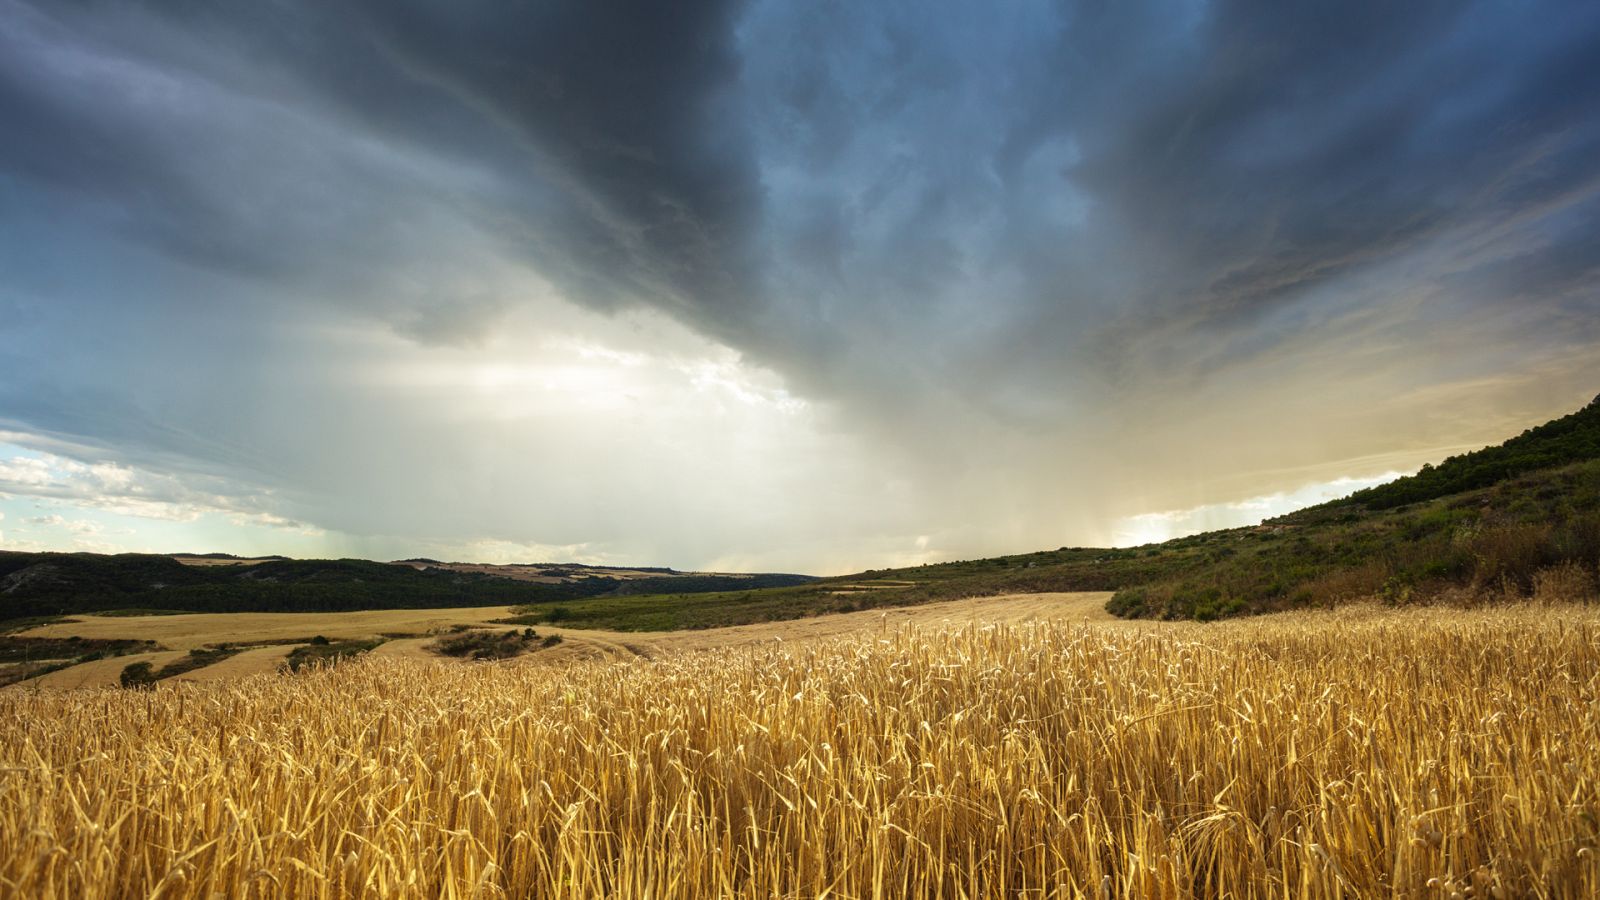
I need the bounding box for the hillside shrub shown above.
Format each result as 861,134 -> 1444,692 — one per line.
1532,563 -> 1599,604
1469,524 -> 1554,592
119,662 -> 156,689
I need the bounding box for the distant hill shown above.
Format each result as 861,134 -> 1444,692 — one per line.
6,395 -> 1594,629
1105,392 -> 1600,619
172,552 -> 290,561
0,553 -> 815,620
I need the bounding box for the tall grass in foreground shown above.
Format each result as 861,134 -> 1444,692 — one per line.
3,606 -> 1598,898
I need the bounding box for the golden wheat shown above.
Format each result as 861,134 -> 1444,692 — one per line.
2,604 -> 1598,898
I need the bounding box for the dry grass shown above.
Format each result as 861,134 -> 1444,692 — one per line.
2,604 -> 1598,898
167,645 -> 295,683
1533,562 -> 1600,604
26,649 -> 190,691
17,606 -> 523,651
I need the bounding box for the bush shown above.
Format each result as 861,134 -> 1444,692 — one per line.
283,639 -> 383,673
1105,588 -> 1150,618
1469,524 -> 1553,592
429,629 -> 542,661
119,662 -> 156,689
152,648 -> 240,680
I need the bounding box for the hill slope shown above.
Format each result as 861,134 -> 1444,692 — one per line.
0,554 -> 813,620
1106,459 -> 1600,619
1102,393 -> 1600,618
1313,392 -> 1600,512
6,395 -> 1594,629
484,460 -> 1598,630
494,394 -> 1600,629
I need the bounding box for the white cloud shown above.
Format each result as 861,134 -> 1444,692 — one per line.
0,534 -> 53,552
0,443 -> 307,532
65,537 -> 122,554
0,456 -> 55,487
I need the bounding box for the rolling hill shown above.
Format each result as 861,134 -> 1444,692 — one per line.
491,393 -> 1600,628
5,394 -> 1596,629
0,553 -> 814,620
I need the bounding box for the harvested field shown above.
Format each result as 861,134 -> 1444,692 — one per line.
11,593 -> 1112,684
168,645 -> 294,682
26,649 -> 188,690
16,606 -> 521,651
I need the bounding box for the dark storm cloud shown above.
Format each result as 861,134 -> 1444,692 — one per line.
3,0 -> 1600,562
1,0 -> 762,339
1068,0 -> 1600,328
739,0 -> 1600,415
7,0 -> 1599,375
352,0 -> 762,316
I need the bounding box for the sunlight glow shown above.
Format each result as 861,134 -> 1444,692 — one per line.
1110,471 -> 1407,546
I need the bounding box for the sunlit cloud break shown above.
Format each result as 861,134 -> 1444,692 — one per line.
1111,473 -> 1409,548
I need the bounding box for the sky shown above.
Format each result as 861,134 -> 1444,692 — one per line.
2,0 -> 1599,574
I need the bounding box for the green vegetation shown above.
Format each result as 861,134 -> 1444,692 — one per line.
1323,393 -> 1600,511
120,650 -> 246,688
0,635 -> 165,688
607,573 -> 815,595
0,556 -> 621,618
1102,394 -> 1600,620
0,554 -> 814,619
0,615 -> 68,634
0,636 -> 163,665
282,638 -> 385,672
1107,461 -> 1600,619
499,553 -> 1147,631
118,662 -> 156,689
428,627 -> 552,660
152,648 -> 242,680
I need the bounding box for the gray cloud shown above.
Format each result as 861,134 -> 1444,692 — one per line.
3,0 -> 1600,565
1,0 -> 766,334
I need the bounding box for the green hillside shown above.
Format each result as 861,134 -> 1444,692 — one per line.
1107,459 -> 1600,620
1315,393 -> 1600,512
499,394 -> 1600,629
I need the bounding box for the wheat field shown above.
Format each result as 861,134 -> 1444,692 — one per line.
3,604 -> 1598,898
